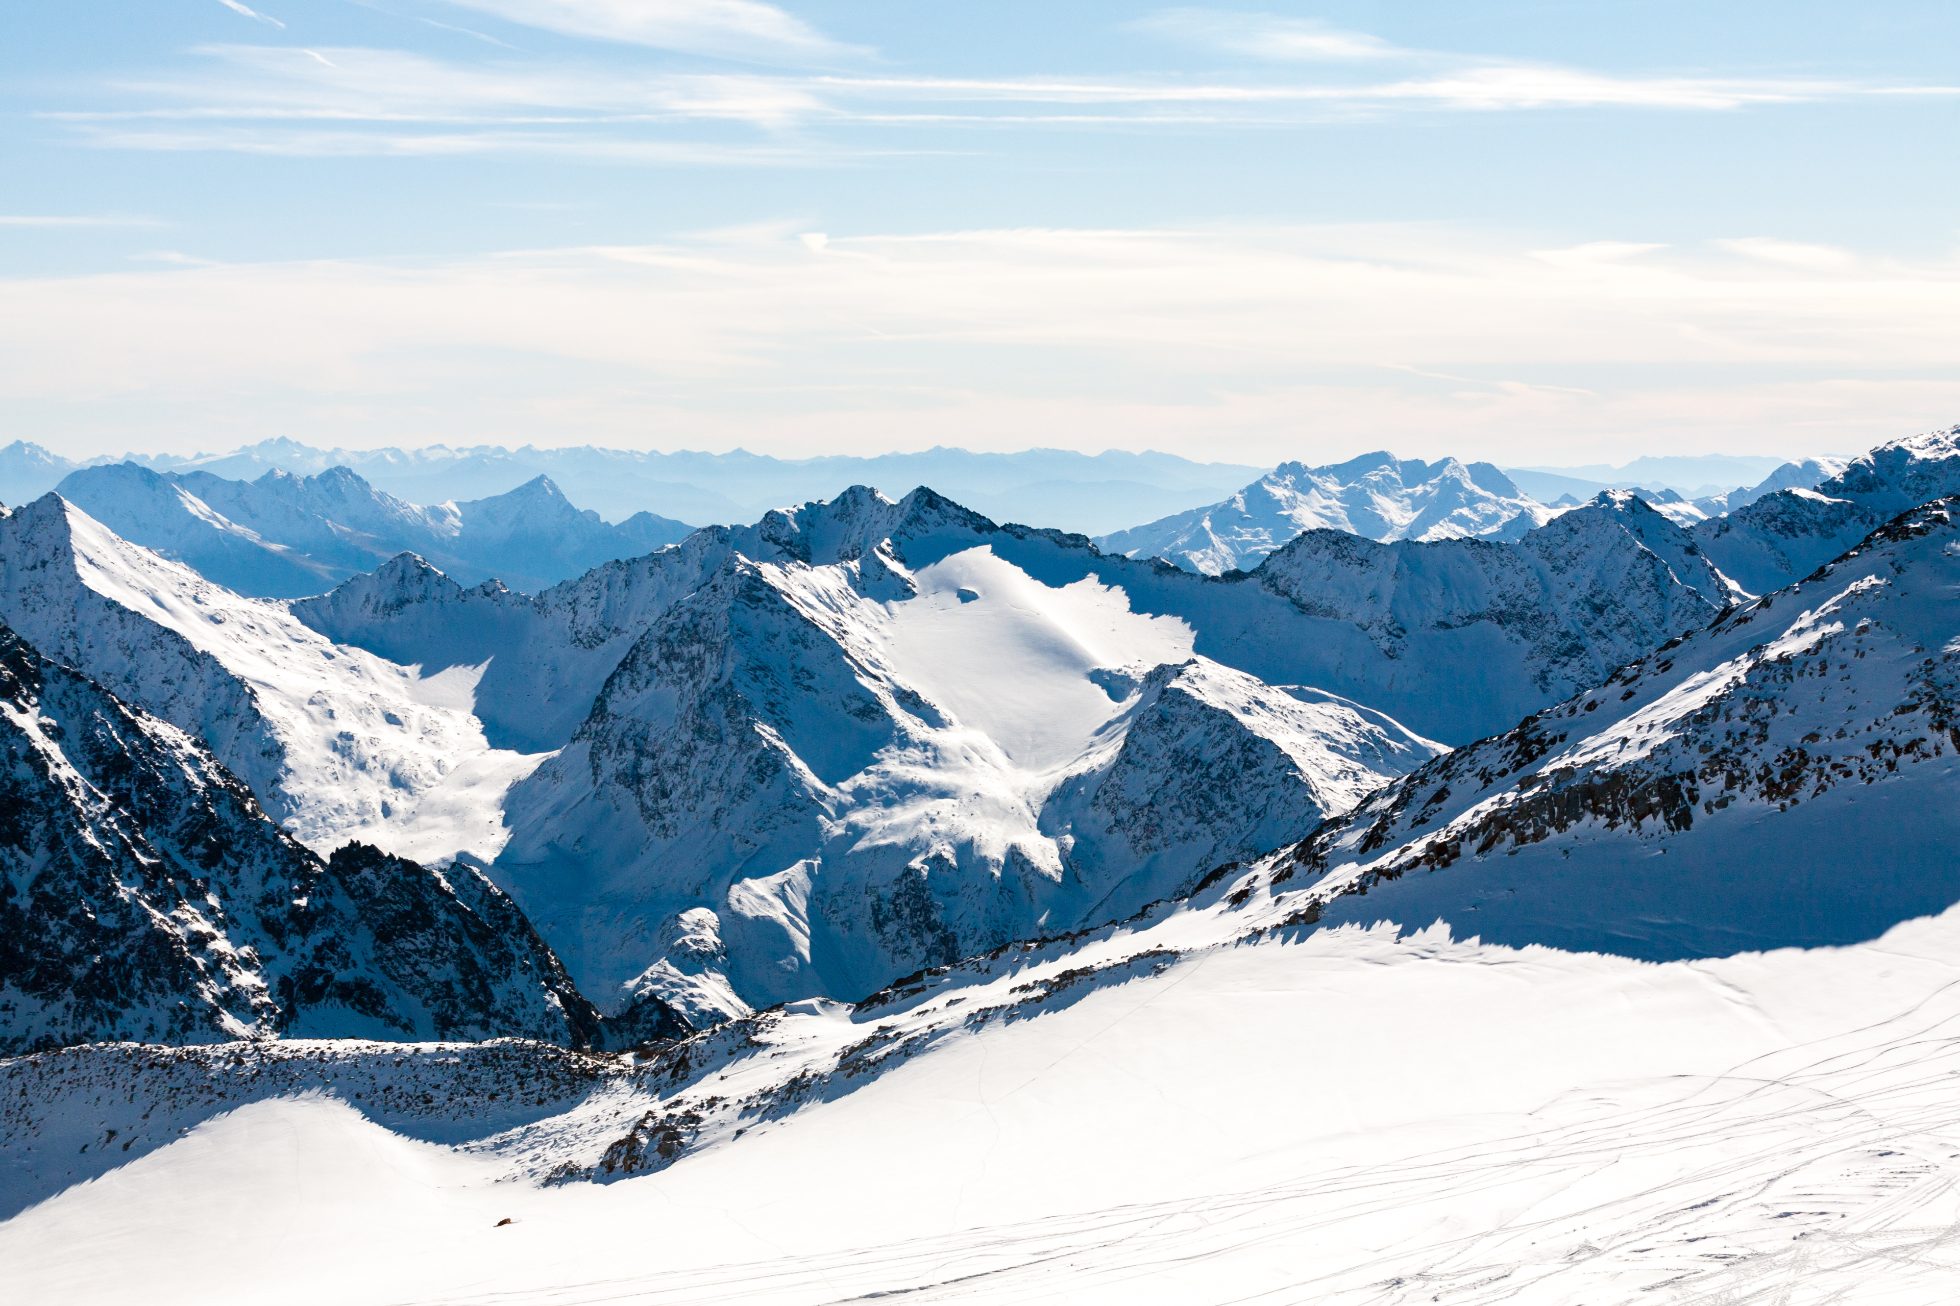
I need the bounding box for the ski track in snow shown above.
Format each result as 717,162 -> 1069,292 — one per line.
14,914 -> 1960,1305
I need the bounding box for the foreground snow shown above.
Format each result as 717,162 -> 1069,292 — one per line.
10,908 -> 1960,1304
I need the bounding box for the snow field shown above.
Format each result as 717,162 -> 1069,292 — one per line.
13,910 -> 1960,1304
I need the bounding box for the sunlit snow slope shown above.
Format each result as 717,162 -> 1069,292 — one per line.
495,487 -> 1441,1021
0,495 -> 542,861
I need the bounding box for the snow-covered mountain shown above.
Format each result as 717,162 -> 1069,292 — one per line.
1227,489 -> 1739,740
304,482 -> 1736,752
13,498 -> 1956,1303
11,492 -> 1960,1304
493,485 -> 1442,1021
0,621 -> 608,1055
0,441 -> 78,508
120,438 -> 1261,535
53,462 -> 693,598
1098,453 -> 1555,574
293,481 -> 1730,1017
1693,455 -> 1848,516
0,494 -> 544,862
1259,494 -> 1960,957
1693,426 -> 1960,595
290,529 -> 745,752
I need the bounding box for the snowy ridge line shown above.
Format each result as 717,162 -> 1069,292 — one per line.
52,462 -> 694,598
0,616 -> 669,1059
1240,494 -> 1960,956
1099,452 -> 1557,574
487,483 -> 1444,1020
0,494 -> 547,863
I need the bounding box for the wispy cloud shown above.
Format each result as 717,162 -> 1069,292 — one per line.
434,0 -> 859,63
215,0 -> 285,29
0,213 -> 161,228
65,124 -> 843,166
1133,10 -> 1418,62
31,26 -> 1960,168
1717,237 -> 1860,271
66,44 -> 833,128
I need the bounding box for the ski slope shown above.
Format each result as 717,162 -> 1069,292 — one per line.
11,908 -> 1960,1305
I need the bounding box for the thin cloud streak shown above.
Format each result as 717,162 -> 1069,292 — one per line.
215,0 -> 285,28
1132,10 -> 1421,62
434,0 -> 860,63
45,43 -> 1960,164
0,214 -> 162,228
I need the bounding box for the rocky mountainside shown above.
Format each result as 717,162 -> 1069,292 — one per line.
1232,490 -> 1738,740
493,496 -> 1442,1022
1098,453 -> 1555,574
54,462 -> 692,598
24,492 -> 1956,1200
292,482 -> 1739,1018
1252,495 -> 1960,957
1693,426 -> 1960,595
308,484 -> 1734,754
0,622 -> 616,1056
0,495 -> 542,863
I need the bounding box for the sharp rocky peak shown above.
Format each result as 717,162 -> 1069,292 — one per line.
738,484 -> 996,566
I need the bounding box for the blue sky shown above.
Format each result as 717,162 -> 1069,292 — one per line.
4,1 -> 1958,463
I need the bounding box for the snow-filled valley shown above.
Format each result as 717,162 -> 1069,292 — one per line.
6,426 -> 1960,1305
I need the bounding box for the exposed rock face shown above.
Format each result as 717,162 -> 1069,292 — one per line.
291,530 -> 742,752
1244,491 -> 1736,740
1099,453 -> 1554,575
0,622 -> 637,1055
0,495 -> 539,863
492,489 -> 1441,1023
1258,497 -> 1960,959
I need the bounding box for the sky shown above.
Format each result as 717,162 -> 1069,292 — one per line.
3,1 -> 1958,465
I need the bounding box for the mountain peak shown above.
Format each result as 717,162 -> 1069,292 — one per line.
1269,491 -> 1960,961
510,473 -> 567,501
0,441 -> 63,468
739,484 -> 996,567
1103,453 -> 1549,574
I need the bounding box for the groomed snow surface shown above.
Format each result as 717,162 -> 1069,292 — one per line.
14,910 -> 1960,1305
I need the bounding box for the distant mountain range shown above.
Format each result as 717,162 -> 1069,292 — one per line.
50,462 -> 691,597
1098,441 -> 1944,580
1508,452 -> 1798,500
1097,453 -> 1555,573
0,440 -> 1267,537
0,438 -> 1855,544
